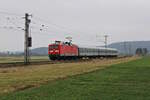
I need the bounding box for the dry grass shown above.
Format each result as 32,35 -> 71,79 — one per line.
0,57 -> 140,94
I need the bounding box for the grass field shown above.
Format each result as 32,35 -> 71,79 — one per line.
0,56 -> 49,63
0,56 -> 147,99
0,57 -> 138,95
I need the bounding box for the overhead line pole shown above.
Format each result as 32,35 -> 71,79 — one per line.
104,35 -> 108,49
104,35 -> 108,56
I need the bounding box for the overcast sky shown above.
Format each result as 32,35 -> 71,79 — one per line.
0,0 -> 150,51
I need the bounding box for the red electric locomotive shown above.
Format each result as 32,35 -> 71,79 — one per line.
48,41 -> 78,60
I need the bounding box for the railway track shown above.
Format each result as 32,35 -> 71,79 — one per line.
0,59 -> 91,68
0,56 -> 127,68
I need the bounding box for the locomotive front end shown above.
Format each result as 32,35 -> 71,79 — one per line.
48,44 -> 60,60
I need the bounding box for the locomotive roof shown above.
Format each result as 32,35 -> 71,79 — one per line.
49,41 -> 78,46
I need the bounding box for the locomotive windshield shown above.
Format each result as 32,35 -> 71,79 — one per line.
49,45 -> 58,50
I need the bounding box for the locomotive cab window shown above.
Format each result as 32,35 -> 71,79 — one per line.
49,45 -> 59,50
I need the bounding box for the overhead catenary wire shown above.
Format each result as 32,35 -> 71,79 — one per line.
0,11 -> 101,49
31,20 -> 74,36
0,10 -> 95,37
30,22 -> 90,43
33,17 -> 76,33
32,16 -> 90,37
32,17 -> 100,47
0,14 -> 96,43
0,10 -> 23,16
0,13 -> 24,32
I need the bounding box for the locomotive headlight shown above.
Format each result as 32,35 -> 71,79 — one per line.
50,51 -> 53,53
55,50 -> 59,52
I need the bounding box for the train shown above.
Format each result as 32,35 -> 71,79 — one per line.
48,41 -> 118,60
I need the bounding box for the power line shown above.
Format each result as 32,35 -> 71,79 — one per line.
31,20 -> 74,35
31,30 -> 60,36
31,16 -> 98,43
104,35 -> 108,48
0,10 -> 23,16
0,11 -> 82,36
33,17 -> 74,32
0,25 -> 24,32
0,13 -> 24,32
32,16 -> 89,35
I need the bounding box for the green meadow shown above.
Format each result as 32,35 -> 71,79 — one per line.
0,57 -> 149,100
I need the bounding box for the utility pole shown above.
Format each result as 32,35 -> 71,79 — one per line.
96,34 -> 109,56
104,35 -> 108,56
104,35 -> 108,49
24,13 -> 32,65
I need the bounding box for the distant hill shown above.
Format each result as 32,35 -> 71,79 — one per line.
31,47 -> 48,56
30,41 -> 150,55
108,41 -> 150,55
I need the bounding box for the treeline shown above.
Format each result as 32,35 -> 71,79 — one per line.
0,51 -> 46,56
136,48 -> 148,56
0,52 -> 23,56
